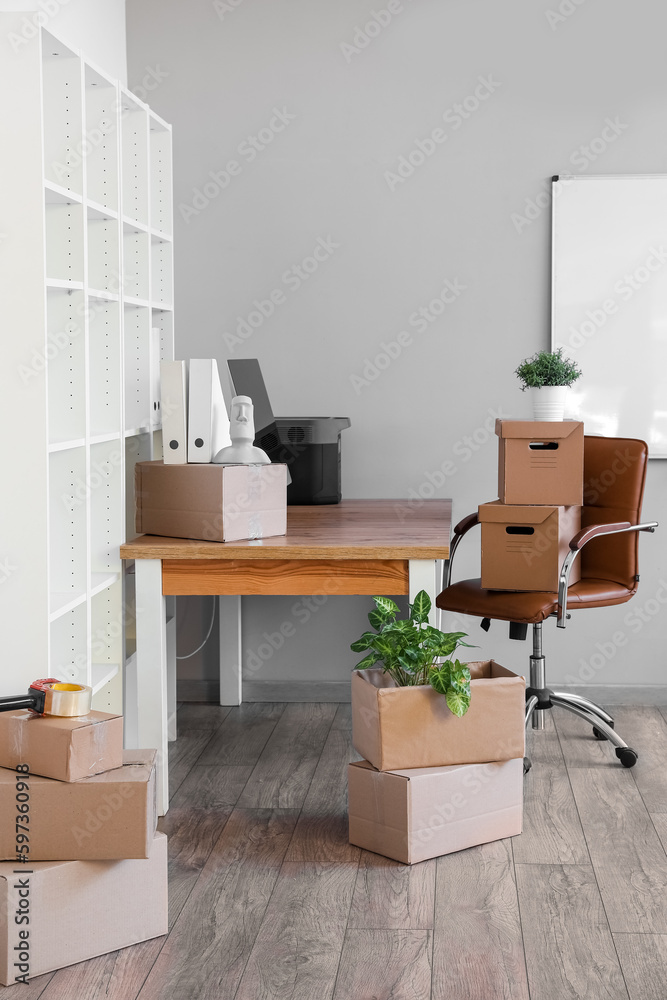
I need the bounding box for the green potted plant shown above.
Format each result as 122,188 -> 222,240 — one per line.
349,592 -> 526,771
351,591 -> 473,716
515,347 -> 581,421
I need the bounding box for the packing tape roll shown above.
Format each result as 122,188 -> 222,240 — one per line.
42,683 -> 93,717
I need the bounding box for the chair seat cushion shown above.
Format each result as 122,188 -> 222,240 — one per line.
436,578 -> 637,624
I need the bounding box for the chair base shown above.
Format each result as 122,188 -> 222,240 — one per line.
522,622 -> 639,770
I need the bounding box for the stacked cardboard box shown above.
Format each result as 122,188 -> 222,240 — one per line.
480,419 -> 585,591
348,661 -> 526,864
135,459 -> 288,542
0,709 -> 167,986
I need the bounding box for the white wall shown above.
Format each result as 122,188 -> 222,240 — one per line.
0,0 -> 127,81
127,0 -> 667,697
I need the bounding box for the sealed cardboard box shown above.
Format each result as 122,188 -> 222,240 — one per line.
351,661 -> 525,772
496,419 -> 584,505
0,710 -> 123,782
135,460 -> 287,542
0,831 -> 168,985
0,751 -> 156,861
480,500 -> 581,592
348,757 -> 523,864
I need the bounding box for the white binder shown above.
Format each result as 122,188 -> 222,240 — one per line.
160,360 -> 187,464
188,359 -> 231,463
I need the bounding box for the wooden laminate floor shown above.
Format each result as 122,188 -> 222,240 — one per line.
6,702 -> 667,999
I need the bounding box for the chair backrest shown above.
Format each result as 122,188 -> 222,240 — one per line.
581,436 -> 649,588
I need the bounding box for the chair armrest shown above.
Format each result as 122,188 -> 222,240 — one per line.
453,512 -> 479,536
444,512 -> 479,590
557,520 -> 658,628
570,521 -> 630,550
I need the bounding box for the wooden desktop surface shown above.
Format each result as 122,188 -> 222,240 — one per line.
120,499 -> 452,596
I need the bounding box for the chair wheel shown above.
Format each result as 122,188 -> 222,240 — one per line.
523,756 -> 532,775
616,747 -> 638,768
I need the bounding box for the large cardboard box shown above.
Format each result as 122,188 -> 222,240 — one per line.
0,831 -> 168,986
348,757 -> 523,864
351,661 -> 525,772
0,710 -> 123,782
496,419 -> 584,505
135,459 -> 287,542
479,500 -> 581,592
0,751 -> 157,861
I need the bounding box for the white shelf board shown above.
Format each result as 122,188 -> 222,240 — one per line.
150,229 -> 173,243
148,110 -> 171,132
42,28 -> 78,60
150,299 -> 173,311
84,59 -> 116,89
48,437 -> 86,453
49,589 -> 87,622
124,425 -> 155,437
44,180 -> 83,205
91,662 -> 119,694
122,217 -> 149,234
46,278 -> 84,291
89,431 -> 121,446
91,572 -> 121,598
88,287 -> 120,302
87,200 -> 118,221
123,296 -> 151,308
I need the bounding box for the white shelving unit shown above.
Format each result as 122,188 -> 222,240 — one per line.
0,17 -> 174,714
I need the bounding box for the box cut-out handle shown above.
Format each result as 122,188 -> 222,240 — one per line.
529,441 -> 559,450
506,526 -> 535,535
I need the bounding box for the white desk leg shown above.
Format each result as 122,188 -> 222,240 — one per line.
219,595 -> 242,706
409,559 -> 440,625
135,559 -> 169,815
166,595 -> 177,742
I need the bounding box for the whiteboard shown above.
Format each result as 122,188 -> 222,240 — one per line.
551,175 -> 667,457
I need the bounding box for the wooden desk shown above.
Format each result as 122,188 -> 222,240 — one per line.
120,499 -> 451,813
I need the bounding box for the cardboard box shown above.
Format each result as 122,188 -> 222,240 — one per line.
351,661 -> 525,772
0,710 -> 123,782
0,831 -> 168,985
0,751 -> 157,861
135,459 -> 287,542
479,500 -> 581,592
496,419 -> 584,505
348,757 -> 523,864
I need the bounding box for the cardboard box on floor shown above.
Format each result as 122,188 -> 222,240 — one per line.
479,501 -> 581,592
496,419 -> 584,506
0,751 -> 157,861
0,831 -> 168,986
135,460 -> 288,543
348,757 -> 523,865
351,661 -> 525,773
0,710 -> 123,782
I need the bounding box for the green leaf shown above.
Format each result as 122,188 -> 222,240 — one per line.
446,687 -> 471,717
389,619 -> 417,632
410,590 -> 431,623
350,631 -> 378,652
354,651 -> 381,670
374,596 -> 400,617
397,654 -> 417,673
373,635 -> 397,660
368,609 -> 387,631
429,663 -> 452,695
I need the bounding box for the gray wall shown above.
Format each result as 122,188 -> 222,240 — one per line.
127,0 -> 667,698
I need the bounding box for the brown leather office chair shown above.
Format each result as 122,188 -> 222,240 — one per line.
436,436 -> 658,770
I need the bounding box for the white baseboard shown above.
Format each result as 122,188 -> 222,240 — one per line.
177,678 -> 666,707
242,680 -> 351,703
554,684 -> 667,706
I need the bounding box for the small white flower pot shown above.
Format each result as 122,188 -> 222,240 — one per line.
529,386 -> 568,421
